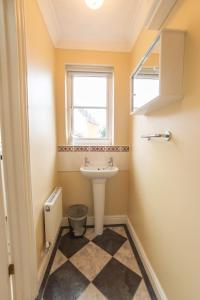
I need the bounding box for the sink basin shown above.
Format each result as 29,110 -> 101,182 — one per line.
80,166 -> 119,179
80,165 -> 119,235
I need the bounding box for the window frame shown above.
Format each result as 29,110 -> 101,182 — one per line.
130,36 -> 160,114
66,65 -> 114,145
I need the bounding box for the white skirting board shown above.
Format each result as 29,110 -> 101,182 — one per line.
37,225 -> 61,291
37,215 -> 126,292
37,245 -> 53,291
62,214 -> 127,227
37,214 -> 167,300
126,217 -> 168,300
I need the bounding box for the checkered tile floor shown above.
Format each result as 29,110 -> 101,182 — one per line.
42,226 -> 154,300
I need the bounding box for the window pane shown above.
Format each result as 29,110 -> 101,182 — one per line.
72,108 -> 107,139
73,76 -> 107,107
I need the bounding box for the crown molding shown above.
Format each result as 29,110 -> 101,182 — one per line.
37,0 -> 146,52
37,0 -> 61,46
56,40 -> 131,52
145,0 -> 177,30
128,0 -> 159,51
37,0 -> 176,52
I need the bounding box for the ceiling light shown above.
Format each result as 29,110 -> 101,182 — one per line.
85,0 -> 104,10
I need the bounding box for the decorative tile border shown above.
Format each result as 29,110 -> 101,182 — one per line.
74,146 -> 90,152
58,145 -> 129,152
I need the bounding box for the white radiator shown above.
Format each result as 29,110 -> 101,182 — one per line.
44,187 -> 63,250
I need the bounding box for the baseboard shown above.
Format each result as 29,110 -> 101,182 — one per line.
39,214 -> 167,300
62,214 -> 127,227
38,215 -> 126,291
88,215 -> 127,225
37,226 -> 61,292
37,246 -> 53,292
126,217 -> 168,300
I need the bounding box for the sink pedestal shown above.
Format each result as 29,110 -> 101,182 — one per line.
92,178 -> 106,235
80,166 -> 119,236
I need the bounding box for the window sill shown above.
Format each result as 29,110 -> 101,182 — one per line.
70,139 -> 113,146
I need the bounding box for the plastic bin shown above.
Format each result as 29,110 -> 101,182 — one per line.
68,204 -> 88,237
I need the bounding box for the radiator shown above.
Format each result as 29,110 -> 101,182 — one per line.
44,187 -> 63,250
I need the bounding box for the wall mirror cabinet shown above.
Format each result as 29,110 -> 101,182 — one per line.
131,29 -> 185,114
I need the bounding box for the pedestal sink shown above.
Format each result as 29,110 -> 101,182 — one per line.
80,165 -> 119,235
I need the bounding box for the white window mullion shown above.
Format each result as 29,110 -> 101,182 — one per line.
67,72 -> 73,144
66,65 -> 114,145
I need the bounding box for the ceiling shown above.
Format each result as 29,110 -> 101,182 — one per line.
37,0 -> 175,52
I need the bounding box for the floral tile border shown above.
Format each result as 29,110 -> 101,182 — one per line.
58,145 -> 129,152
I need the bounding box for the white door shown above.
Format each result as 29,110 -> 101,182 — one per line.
0,0 -> 37,299
0,154 -> 12,300
0,3 -> 13,297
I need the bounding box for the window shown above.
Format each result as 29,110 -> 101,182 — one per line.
66,66 -> 113,145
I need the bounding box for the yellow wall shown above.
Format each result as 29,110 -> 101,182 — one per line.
24,0 -> 57,269
23,1 -> 200,298
55,49 -> 130,145
129,0 -> 200,299
55,49 -> 130,217
58,171 -> 129,217
143,53 -> 159,68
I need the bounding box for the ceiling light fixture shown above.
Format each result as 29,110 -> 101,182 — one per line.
85,0 -> 104,10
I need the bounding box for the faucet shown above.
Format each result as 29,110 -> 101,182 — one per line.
84,157 -> 90,167
108,157 -> 113,167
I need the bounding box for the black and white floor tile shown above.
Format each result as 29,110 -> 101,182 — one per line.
40,226 -> 157,300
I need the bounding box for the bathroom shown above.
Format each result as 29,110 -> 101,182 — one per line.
0,0 -> 200,300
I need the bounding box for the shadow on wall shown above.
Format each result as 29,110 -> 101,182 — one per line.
58,171 -> 129,217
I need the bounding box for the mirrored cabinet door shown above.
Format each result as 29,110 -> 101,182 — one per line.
132,38 -> 160,110
131,29 -> 185,115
